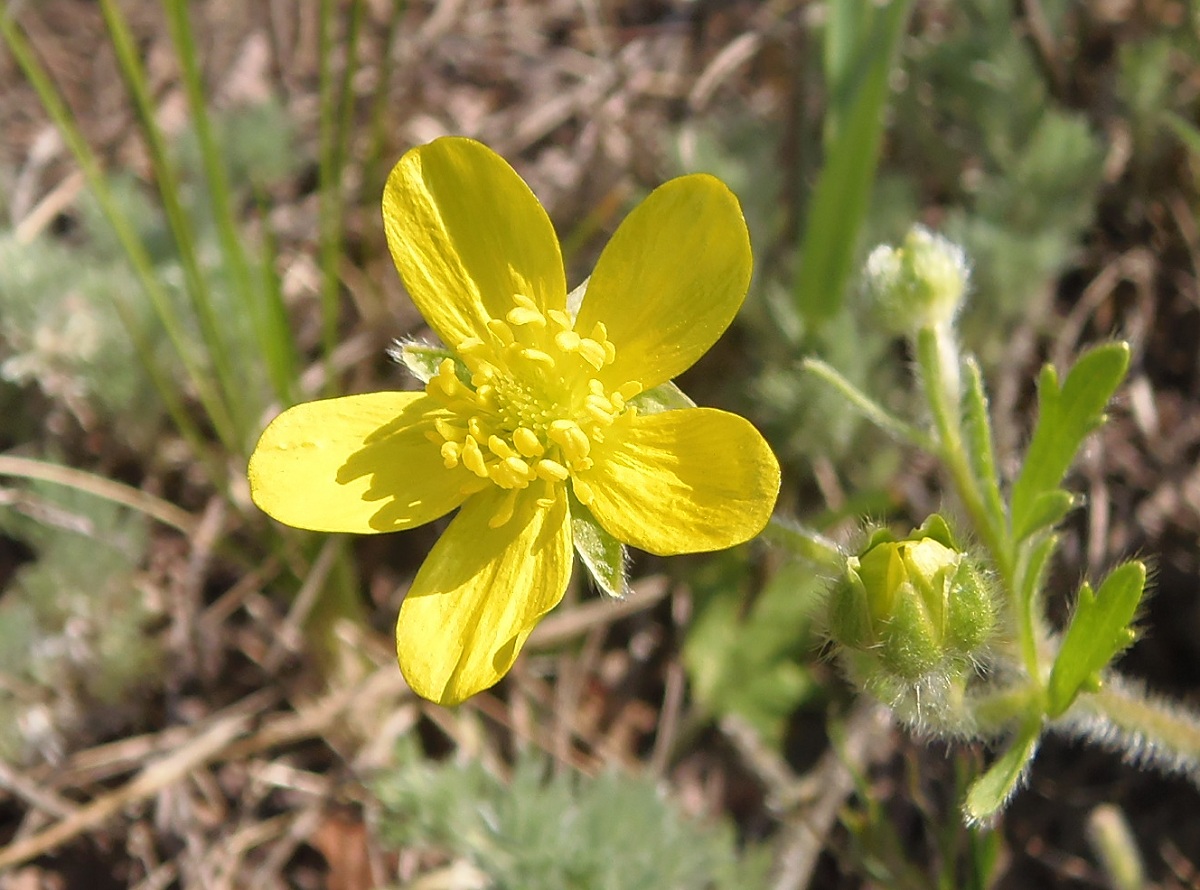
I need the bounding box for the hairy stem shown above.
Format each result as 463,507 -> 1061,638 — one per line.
1058,672 -> 1200,783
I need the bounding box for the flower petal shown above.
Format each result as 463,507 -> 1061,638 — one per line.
249,392 -> 468,534
396,486 -> 573,705
582,408 -> 779,556
574,174 -> 752,390
383,136 -> 567,349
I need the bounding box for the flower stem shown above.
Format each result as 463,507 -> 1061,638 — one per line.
914,326 -> 1033,679
762,516 -> 845,570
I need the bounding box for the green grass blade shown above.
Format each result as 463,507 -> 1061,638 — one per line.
316,0 -> 367,393
163,0 -> 300,414
794,0 -> 913,324
99,0 -> 243,444
0,10 -> 232,473
363,1 -> 408,200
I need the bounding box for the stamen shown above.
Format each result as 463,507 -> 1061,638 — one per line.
513,427 -> 544,457
461,436 -> 488,478
487,435 -> 516,459
507,306 -> 546,327
617,381 -> 643,401
440,441 -> 461,468
535,459 -> 569,482
520,348 -> 556,367
549,420 -> 591,463
555,330 -> 582,352
576,339 -> 606,369
434,418 -> 463,442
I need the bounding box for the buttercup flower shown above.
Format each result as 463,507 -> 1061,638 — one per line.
249,137 -> 780,705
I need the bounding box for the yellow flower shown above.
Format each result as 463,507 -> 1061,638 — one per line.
248,137 -> 780,705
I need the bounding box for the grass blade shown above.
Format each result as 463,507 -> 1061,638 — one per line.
794,0 -> 913,324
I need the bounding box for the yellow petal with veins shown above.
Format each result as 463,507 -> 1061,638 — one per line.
383,137 -> 567,350
574,174 -> 752,391
580,408 -> 779,556
249,392 -> 468,534
396,486 -> 573,705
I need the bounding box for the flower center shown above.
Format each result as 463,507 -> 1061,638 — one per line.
424,294 -> 642,525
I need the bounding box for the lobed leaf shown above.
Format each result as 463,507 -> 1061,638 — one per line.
1046,561 -> 1146,718
1010,342 -> 1129,538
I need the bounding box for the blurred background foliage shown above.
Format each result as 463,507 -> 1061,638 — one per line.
0,0 -> 1198,886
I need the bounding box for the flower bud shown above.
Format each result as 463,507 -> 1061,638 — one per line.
864,225 -> 969,335
828,516 -> 995,686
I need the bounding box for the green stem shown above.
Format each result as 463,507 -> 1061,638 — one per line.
915,326 -> 1029,679
801,357 -> 936,452
762,516 -> 846,569
1060,673 -> 1200,782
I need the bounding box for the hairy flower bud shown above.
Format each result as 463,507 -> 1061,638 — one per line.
864,225 -> 969,334
828,516 -> 995,691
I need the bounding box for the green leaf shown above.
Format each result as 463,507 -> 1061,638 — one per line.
570,494 -> 627,598
1013,490 -> 1075,542
794,0 -> 914,323
1047,561 -> 1146,718
963,719 -> 1040,824
1010,342 -> 1129,537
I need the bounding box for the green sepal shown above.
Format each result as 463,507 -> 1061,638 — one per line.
1046,561 -> 1146,718
567,276 -> 590,317
630,380 -> 696,416
392,340 -> 461,384
915,513 -> 956,549
1013,490 -> 1076,542
569,491 -> 627,598
963,718 -> 1041,824
1010,342 -> 1129,537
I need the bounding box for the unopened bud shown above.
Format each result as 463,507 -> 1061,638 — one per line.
864,225 -> 969,335
828,516 -> 995,685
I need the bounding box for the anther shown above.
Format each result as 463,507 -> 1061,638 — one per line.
513,427 -> 544,457
440,441 -> 461,469
555,330 -> 582,352
519,348 -> 556,367
434,418 -> 463,442
535,459 -> 569,482
461,436 -> 488,478
487,435 -> 516,459
576,339 -> 607,370
507,306 -> 546,327
617,381 -> 643,401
